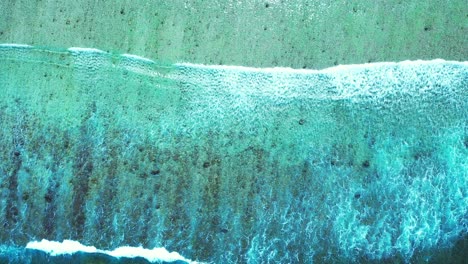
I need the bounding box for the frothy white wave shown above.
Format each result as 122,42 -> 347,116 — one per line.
122,53 -> 155,63
68,47 -> 106,53
2,43 -> 466,73
0,43 -> 33,48
176,59 -> 467,73
26,239 -> 200,263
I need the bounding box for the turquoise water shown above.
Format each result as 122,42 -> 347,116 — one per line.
0,44 -> 467,263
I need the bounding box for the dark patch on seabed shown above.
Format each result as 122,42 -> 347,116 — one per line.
3,102 -> 25,242
70,122 -> 94,240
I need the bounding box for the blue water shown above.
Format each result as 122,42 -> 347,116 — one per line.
0,44 -> 467,263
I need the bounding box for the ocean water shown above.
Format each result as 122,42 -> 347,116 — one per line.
0,44 -> 466,263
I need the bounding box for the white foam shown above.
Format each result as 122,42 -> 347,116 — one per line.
177,59 -> 467,73
26,240 -> 97,255
68,47 -> 106,53
0,43 -> 32,48
122,53 -> 155,63
26,239 -> 199,263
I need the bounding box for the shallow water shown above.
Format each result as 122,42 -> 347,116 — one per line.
0,44 -> 467,263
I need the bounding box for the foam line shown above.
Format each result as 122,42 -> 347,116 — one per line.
26,239 -> 200,263
2,43 -> 466,74
0,43 -> 32,48
176,59 -> 467,73
68,47 -> 106,53
122,53 -> 155,63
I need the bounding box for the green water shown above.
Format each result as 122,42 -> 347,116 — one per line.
1,0 -> 466,69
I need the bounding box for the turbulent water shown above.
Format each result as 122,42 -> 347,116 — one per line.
0,44 -> 467,263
